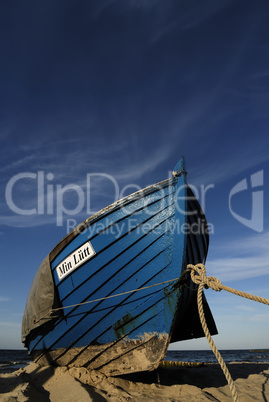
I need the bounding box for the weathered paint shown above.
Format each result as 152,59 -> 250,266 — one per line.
32,332 -> 170,376
23,157 -> 217,375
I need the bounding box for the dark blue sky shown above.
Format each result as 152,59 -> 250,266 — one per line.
0,0 -> 268,349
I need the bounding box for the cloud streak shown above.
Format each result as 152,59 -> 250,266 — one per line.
0,134 -> 176,229
0,297 -> 10,302
206,231 -> 269,282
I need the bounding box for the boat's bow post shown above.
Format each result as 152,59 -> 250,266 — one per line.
172,156 -> 187,178
171,157 -> 188,269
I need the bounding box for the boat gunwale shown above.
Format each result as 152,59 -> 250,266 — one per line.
51,188 -> 176,274
50,176 -> 177,263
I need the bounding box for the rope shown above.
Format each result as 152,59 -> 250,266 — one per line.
187,263 -> 269,306
187,263 -> 269,402
35,276 -> 182,323
160,360 -> 204,368
34,260 -> 269,402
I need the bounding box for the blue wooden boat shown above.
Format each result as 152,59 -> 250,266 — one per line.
22,158 -> 217,376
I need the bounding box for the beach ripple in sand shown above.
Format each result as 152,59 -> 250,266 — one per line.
0,362 -> 269,401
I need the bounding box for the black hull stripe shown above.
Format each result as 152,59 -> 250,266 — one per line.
92,323 -> 160,371
50,256 -> 172,352
85,312 -> 163,370
50,179 -> 176,264
89,189 -> 175,242
52,187 -> 175,274
56,195 -> 175,290
36,260 -> 173,366
31,218 -> 174,352
59,202 -> 175,300
55,283 -> 172,367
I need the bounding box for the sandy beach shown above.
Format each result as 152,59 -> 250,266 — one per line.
0,361 -> 268,401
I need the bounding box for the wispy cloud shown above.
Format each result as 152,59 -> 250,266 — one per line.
0,135 -> 176,229
212,231 -> 269,255
0,297 -> 10,302
91,0 -> 117,18
207,255 -> 268,281
1,131 -> 173,182
151,0 -> 233,43
0,321 -> 21,328
235,305 -> 256,312
206,231 -> 269,282
248,313 -> 269,322
190,143 -> 269,186
0,214 -> 58,228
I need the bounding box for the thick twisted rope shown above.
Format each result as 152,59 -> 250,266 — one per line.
187,263 -> 240,401
33,261 -> 268,402
187,263 -> 269,306
187,263 -> 269,402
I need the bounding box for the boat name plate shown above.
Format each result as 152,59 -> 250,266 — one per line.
55,241 -> 95,281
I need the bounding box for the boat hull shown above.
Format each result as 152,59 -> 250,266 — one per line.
32,334 -> 169,375
22,159 -> 217,375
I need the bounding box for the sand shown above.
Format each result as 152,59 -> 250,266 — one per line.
0,361 -> 269,401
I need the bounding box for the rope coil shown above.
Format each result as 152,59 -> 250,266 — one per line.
187,263 -> 269,402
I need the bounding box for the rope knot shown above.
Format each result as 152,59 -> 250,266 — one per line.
185,262 -> 269,402
206,276 -> 222,292
187,263 -> 222,292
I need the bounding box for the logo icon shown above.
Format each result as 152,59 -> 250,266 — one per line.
229,170 -> 264,232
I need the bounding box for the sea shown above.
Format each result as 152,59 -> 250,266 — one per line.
1,349 -> 269,374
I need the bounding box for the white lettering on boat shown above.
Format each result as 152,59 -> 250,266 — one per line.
56,241 -> 95,281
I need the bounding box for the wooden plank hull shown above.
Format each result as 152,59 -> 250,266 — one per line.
22,158 -> 217,376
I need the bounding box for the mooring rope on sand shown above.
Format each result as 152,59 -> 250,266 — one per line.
160,360 -> 204,368
187,263 -> 269,402
34,261 -> 269,401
